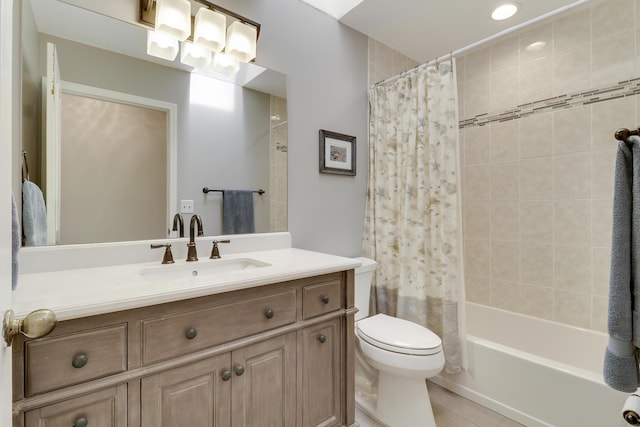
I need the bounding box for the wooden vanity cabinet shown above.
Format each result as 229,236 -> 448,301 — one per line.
12,271 -> 356,427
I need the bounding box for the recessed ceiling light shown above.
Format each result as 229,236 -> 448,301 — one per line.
491,3 -> 519,20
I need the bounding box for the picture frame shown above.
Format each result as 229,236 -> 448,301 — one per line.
319,129 -> 356,176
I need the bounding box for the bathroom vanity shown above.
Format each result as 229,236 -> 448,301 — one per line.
10,234 -> 360,427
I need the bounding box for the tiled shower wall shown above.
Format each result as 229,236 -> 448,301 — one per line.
369,0 -> 640,332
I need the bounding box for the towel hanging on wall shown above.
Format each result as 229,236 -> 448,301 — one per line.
222,190 -> 255,234
604,136 -> 640,392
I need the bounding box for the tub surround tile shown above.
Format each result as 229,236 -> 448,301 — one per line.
519,113 -> 553,159
591,150 -> 617,198
521,243 -> 554,286
553,43 -> 591,96
491,201 -> 520,241
592,198 -> 614,247
491,161 -> 519,201
592,247 -> 612,297
554,289 -> 591,328
520,23 -> 553,64
491,121 -> 519,162
591,0 -> 634,40
491,241 -> 520,282
465,47 -> 491,82
554,106 -> 591,154
592,97 -> 635,151
464,126 -> 491,164
553,9 -> 591,53
465,164 -> 491,200
491,67 -> 520,112
492,280 -> 521,311
491,37 -> 520,73
520,201 -> 554,243
554,199 -> 592,246
465,275 -> 491,305
520,285 -> 555,320
554,245 -> 592,293
592,29 -> 635,87
465,239 -> 491,278
592,295 -> 608,332
554,152 -> 592,199
520,157 -> 554,200
463,199 -> 491,239
519,57 -> 553,105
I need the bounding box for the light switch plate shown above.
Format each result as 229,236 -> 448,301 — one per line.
180,200 -> 194,213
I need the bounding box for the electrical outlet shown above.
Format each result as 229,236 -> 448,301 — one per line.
180,200 -> 194,214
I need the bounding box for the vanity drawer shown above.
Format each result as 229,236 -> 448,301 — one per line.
302,279 -> 343,319
142,290 -> 297,365
25,324 -> 127,396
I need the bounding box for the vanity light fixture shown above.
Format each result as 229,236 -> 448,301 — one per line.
211,52 -> 240,77
491,3 -> 519,20
180,41 -> 212,69
147,29 -> 180,61
140,0 -> 260,75
154,0 -> 191,41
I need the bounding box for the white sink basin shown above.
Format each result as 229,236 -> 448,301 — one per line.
140,258 -> 271,282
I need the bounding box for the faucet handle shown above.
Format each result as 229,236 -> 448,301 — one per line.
210,240 -> 231,259
150,243 -> 175,264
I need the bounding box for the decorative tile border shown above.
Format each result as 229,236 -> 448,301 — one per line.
459,78 -> 640,129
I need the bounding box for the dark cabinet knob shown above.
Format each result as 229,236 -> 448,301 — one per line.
265,309 -> 274,319
235,365 -> 245,376
185,328 -> 197,340
321,295 -> 330,304
221,370 -> 232,381
318,335 -> 327,344
73,417 -> 88,427
72,354 -> 88,369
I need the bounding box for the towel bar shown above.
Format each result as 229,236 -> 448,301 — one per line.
202,187 -> 265,195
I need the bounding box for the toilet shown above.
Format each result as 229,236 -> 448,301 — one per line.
353,257 -> 444,427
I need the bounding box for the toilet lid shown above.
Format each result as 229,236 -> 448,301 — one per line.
356,313 -> 442,356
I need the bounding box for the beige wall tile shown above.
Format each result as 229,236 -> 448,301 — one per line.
520,157 -> 554,200
521,243 -> 554,286
592,198 -> 614,247
491,161 -> 520,200
554,199 -> 592,245
591,0 -> 634,41
464,199 -> 491,239
520,200 -> 554,243
592,295 -> 608,332
520,23 -> 553,64
491,66 -> 519,112
554,290 -> 591,328
519,57 -> 553,104
591,149 -> 618,198
553,9 -> 591,52
465,125 -> 491,164
491,121 -> 519,161
492,280 -> 521,311
592,97 -> 635,151
491,36 -> 520,72
553,43 -> 591,96
466,275 -> 491,305
554,244 -> 592,293
464,164 -> 491,200
554,152 -> 592,199
592,29 -> 635,87
491,200 -> 519,241
464,74 -> 490,118
465,239 -> 491,277
520,112 -> 553,159
554,106 -> 591,154
392,49 -> 409,76
593,246 -> 611,296
491,241 -> 520,282
521,285 -> 554,320
465,47 -> 491,82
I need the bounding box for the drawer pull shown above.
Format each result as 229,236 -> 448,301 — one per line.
321,295 -> 330,304
235,365 -> 245,376
73,417 -> 88,427
221,370 -> 232,381
72,354 -> 88,369
318,335 -> 327,344
185,328 -> 198,340
265,309 -> 274,319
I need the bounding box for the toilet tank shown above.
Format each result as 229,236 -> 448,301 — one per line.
353,257 -> 377,321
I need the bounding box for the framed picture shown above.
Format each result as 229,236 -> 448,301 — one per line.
319,129 -> 356,176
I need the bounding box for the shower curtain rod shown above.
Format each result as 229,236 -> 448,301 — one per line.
373,0 -> 593,88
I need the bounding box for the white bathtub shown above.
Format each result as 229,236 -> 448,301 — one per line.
432,303 -> 628,427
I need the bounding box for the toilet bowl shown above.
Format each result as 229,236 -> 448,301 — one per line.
353,257 -> 444,427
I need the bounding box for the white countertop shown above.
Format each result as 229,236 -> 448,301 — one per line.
13,248 -> 361,321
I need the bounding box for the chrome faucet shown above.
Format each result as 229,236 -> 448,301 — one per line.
172,213 -> 184,238
186,214 -> 204,261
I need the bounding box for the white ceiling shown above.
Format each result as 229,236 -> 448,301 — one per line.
300,0 -> 591,62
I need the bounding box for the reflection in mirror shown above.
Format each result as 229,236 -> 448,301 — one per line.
20,0 -> 287,246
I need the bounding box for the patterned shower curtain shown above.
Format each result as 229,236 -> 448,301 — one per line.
364,59 -> 465,374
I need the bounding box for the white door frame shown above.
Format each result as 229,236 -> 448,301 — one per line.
0,0 -> 16,424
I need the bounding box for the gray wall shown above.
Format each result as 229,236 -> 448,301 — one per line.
67,0 -> 370,256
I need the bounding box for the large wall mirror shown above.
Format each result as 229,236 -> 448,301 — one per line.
20,0 -> 287,246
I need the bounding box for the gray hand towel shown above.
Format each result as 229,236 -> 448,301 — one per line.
22,179 -> 47,246
604,137 -> 640,392
222,190 -> 255,234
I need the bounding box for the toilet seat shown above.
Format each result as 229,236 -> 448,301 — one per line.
356,313 -> 442,356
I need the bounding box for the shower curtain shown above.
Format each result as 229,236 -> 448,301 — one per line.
364,59 -> 465,374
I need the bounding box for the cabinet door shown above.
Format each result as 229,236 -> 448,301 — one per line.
25,384 -> 127,427
302,319 -> 341,427
141,353 -> 231,427
231,332 -> 296,427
